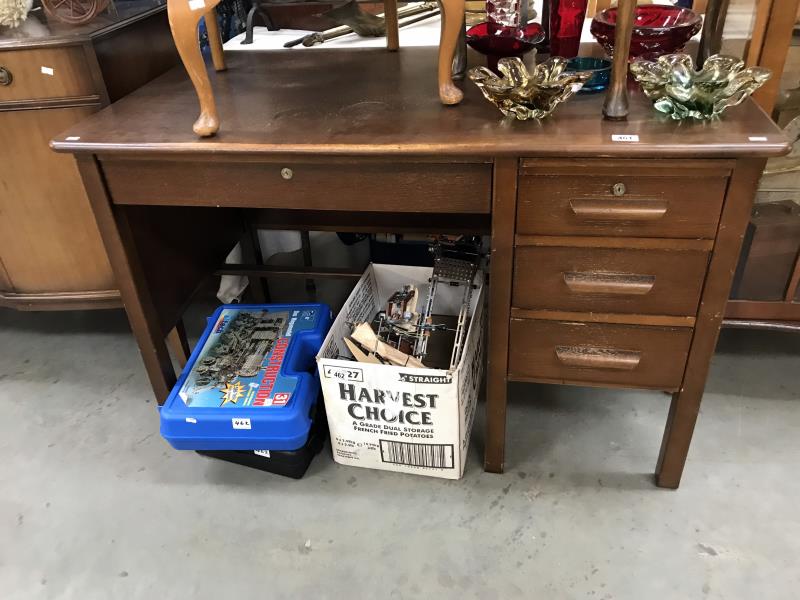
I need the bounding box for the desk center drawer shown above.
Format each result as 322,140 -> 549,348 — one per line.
101,158 -> 492,213
513,241 -> 710,316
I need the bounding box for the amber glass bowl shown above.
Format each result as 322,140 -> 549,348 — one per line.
590,5 -> 702,60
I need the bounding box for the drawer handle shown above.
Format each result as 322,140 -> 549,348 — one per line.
0,67 -> 11,86
569,198 -> 668,221
563,272 -> 656,295
555,346 -> 642,370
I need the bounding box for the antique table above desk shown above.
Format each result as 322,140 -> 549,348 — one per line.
52,47 -> 788,489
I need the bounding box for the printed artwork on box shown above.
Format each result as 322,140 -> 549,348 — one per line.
179,307 -> 320,408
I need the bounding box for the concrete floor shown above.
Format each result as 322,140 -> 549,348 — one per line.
1,306 -> 799,599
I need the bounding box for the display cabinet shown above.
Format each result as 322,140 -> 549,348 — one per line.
0,0 -> 178,309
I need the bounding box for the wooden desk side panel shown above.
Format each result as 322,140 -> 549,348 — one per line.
484,158 -> 518,474
655,158 -> 768,489
121,204 -> 245,335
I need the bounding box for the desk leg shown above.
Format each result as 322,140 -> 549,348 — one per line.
655,158 -> 765,488
167,319 -> 191,369
484,158 -> 517,473
76,156 -> 177,404
438,0 -> 465,105
167,0 -> 222,137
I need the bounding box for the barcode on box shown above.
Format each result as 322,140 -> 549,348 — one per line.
379,440 -> 455,469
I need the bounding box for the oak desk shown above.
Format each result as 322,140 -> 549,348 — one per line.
52,47 -> 788,488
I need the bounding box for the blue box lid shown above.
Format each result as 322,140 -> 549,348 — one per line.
160,303 -> 331,451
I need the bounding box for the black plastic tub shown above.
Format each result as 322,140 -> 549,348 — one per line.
197,403 -> 328,479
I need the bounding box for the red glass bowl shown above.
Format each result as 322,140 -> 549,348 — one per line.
466,22 -> 545,72
590,5 -> 702,60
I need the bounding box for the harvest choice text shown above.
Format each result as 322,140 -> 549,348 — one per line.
338,383 -> 438,425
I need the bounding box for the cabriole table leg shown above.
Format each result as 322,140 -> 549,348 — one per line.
167,0 -> 223,136
438,0 -> 465,105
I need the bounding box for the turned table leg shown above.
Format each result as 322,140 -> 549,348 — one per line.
167,0 -> 223,136
384,0 -> 400,51
438,0 -> 465,105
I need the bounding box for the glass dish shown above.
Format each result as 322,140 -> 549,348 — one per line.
466,21 -> 545,73
468,56 -> 592,120
566,56 -> 611,93
630,53 -> 771,120
590,5 -> 702,60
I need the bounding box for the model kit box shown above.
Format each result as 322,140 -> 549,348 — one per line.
160,303 -> 332,451
316,264 -> 485,480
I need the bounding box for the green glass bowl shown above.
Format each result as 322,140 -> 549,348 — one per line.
630,53 -> 771,120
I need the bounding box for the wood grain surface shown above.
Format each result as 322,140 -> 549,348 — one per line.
50,48 -> 788,158
517,162 -> 729,239
0,46 -> 95,103
100,158 -> 492,212
508,319 -> 693,391
656,158 -> 768,488
0,106 -> 113,294
512,244 -> 710,316
484,158 -> 517,474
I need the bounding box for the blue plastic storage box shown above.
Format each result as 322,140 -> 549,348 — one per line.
160,303 -> 332,451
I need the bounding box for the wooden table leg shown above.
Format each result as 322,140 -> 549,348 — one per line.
438,0 -> 465,105
167,318 -> 191,368
205,7 -> 227,72
484,158 -> 517,473
75,156 -> 177,404
240,219 -> 270,303
167,0 -> 223,137
655,158 -> 766,488
384,0 -> 400,51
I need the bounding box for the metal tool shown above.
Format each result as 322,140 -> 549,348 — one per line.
284,2 -> 438,48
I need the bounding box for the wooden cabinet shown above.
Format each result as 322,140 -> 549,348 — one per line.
0,3 -> 177,310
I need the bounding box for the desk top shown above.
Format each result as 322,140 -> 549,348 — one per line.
52,47 -> 788,159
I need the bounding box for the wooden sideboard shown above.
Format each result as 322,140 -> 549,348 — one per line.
0,2 -> 178,310
52,48 -> 788,488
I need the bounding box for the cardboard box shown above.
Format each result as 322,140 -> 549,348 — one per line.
316,264 -> 485,479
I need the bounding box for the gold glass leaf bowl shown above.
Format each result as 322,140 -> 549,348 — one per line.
630,53 -> 771,120
468,57 -> 593,120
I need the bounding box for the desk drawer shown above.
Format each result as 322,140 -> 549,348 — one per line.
508,319 -> 692,390
101,158 -> 493,212
517,162 -> 728,239
0,47 -> 96,104
513,242 -> 710,316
